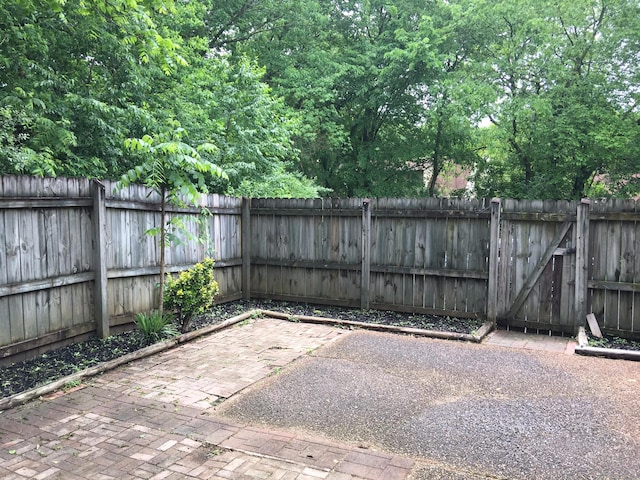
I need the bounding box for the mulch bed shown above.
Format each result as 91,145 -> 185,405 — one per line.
586,333 -> 640,351
3,300 -> 639,399
1,300 -> 483,398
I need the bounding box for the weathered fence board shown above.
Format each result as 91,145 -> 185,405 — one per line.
366,197 -> 490,317
587,199 -> 640,335
249,198 -> 362,306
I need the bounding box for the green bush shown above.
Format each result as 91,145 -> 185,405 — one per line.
135,310 -> 179,345
164,258 -> 219,332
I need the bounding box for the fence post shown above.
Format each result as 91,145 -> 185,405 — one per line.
242,197 -> 251,300
92,180 -> 109,338
574,198 -> 590,332
361,199 -> 372,310
487,198 -> 501,325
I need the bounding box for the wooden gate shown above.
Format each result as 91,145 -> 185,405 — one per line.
495,200 -> 579,333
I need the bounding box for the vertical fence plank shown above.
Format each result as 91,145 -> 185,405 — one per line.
0,179 -> 9,347
68,179 -> 83,328
575,199 -> 590,331
19,178 -> 38,340
361,199 -> 371,310
93,180 -> 109,338
487,199 -> 501,325
633,204 -> 640,335
466,198 -> 490,314
617,200 -> 635,332
604,200 -> 622,330
242,197 -> 251,300
3,176 -> 25,343
589,200 -> 607,326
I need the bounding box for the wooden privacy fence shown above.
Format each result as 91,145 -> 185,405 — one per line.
2,174 -> 640,363
247,198 -> 493,318
0,176 -> 242,363
246,196 -> 638,338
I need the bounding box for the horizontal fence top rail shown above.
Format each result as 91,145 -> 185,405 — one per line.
105,199 -> 242,215
101,179 -> 244,211
249,197 -> 494,218
0,175 -> 93,197
0,198 -> 93,208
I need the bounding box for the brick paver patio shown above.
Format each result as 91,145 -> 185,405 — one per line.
484,328 -> 577,355
0,318 -> 416,479
0,318 -> 582,479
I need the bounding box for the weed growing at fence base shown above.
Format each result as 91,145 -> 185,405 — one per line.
588,334 -> 640,351
0,331 -> 144,397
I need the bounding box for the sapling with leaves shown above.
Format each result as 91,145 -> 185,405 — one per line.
117,126 -> 226,314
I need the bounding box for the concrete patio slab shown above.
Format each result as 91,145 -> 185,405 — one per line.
218,329 -> 640,480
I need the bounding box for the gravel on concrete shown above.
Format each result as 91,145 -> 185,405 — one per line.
217,330 -> 640,480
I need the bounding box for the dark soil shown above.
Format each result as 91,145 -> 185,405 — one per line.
587,332 -> 640,351
3,299 -> 639,399
251,299 -> 484,333
0,300 -> 483,399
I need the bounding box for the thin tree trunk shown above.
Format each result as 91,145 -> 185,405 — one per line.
428,117 -> 444,196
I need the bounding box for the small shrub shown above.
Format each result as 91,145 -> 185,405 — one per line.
164,258 -> 219,332
135,310 -> 179,344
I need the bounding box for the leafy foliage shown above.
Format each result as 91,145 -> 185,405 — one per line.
235,0 -> 640,199
164,259 -> 219,333
588,334 -> 640,352
0,0 -> 309,198
134,310 -> 179,345
228,163 -> 331,198
0,0 -> 182,177
118,128 -> 225,313
469,0 -> 640,199
120,128 -> 225,202
2,0 -> 639,199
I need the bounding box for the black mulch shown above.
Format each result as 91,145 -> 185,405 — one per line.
586,332 -> 640,352
1,300 -> 484,398
3,300 -> 639,399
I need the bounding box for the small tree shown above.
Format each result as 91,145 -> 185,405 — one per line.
118,127 -> 226,314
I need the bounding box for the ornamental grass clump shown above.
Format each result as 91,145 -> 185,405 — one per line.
135,310 -> 179,345
164,258 -> 219,333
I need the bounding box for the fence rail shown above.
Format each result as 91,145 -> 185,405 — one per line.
2,175 -> 640,363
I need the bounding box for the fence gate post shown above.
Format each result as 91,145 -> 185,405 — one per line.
487,198 -> 501,325
92,180 -> 109,338
242,197 -> 251,300
574,199 -> 591,332
361,199 -> 372,310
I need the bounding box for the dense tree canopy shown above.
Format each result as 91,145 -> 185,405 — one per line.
2,0 -> 639,199
471,0 -> 640,199
0,0 -> 310,196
